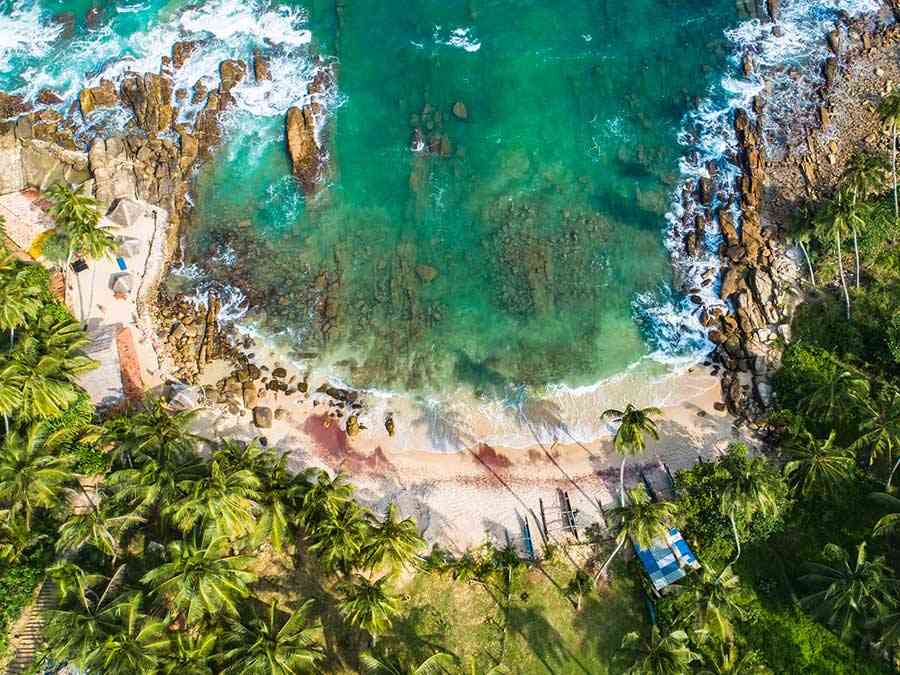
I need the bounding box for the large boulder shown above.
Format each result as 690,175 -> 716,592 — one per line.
79,79 -> 119,116
172,41 -> 200,70
88,136 -> 137,208
0,92 -> 31,120
20,139 -> 90,191
253,50 -> 271,81
285,105 -> 324,194
120,73 -> 174,133
253,406 -> 273,428
219,60 -> 247,93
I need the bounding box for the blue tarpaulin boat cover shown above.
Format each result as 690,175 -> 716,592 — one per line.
634,527 -> 701,591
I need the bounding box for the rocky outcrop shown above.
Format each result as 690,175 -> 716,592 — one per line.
285,64 -> 333,195
0,120 -> 89,196
253,50 -> 271,81
88,136 -> 136,207
0,92 -> 31,120
172,41 -> 200,70
286,105 -> 324,194
78,80 -> 119,117
120,73 -> 174,134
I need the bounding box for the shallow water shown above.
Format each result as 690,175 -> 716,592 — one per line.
0,0 -> 881,406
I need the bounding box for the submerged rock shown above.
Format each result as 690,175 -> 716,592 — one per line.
253,49 -> 272,81
452,101 -> 468,120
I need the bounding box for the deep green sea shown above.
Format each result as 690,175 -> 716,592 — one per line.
0,0 -> 879,402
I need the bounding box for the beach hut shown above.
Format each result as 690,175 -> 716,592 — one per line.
634,527 -> 701,594
116,236 -> 142,258
107,198 -> 145,229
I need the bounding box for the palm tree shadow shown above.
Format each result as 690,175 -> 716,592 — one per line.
411,398 -> 474,452
505,603 -> 593,675
383,604 -> 460,664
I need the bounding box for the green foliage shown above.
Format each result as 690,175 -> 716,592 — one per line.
773,341 -> 840,415
0,542 -> 53,657
674,445 -> 789,567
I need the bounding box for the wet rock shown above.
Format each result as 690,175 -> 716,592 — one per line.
36,89 -> 63,106
52,12 -> 75,39
452,101 -> 468,120
286,105 -> 324,194
79,79 -> 119,117
0,92 -> 32,120
219,59 -> 247,93
85,6 -> 104,30
253,406 -> 273,428
253,49 -> 272,81
242,382 -> 258,409
272,367 -> 287,379
385,415 -> 396,436
823,57 -> 838,88
346,414 -> 365,439
172,41 -> 200,70
415,265 -> 439,283
766,0 -> 780,22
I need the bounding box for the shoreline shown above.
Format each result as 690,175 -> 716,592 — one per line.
2,0 -> 889,550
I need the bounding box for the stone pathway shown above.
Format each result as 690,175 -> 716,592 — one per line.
2,579 -> 57,675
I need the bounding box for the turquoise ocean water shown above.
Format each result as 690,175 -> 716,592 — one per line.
0,0 -> 880,405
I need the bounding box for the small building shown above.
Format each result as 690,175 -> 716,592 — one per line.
634,527 -> 701,594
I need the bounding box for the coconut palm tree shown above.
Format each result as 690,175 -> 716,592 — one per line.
783,429 -> 855,498
598,486 -> 679,578
789,210 -> 819,288
565,569 -> 593,611
879,90 -> 900,220
802,368 -> 869,428
1,312 -> 96,421
47,559 -> 104,609
840,154 -> 889,287
159,632 -> 218,675
851,386 -> 900,487
361,503 -> 425,572
799,542 -> 897,641
105,397 -> 201,467
698,642 -> 771,675
56,499 -> 143,566
141,535 -> 256,626
299,468 -> 354,530
164,459 -> 261,540
870,491 -> 900,537
219,599 -> 324,675
601,404 -> 662,506
814,195 -> 858,319
339,574 -> 402,646
0,249 -> 43,348
307,500 -> 370,574
679,565 -> 749,643
719,449 -> 782,570
0,511 -> 48,564
360,649 -> 455,675
618,626 -> 701,675
0,422 -> 74,529
249,450 -> 307,554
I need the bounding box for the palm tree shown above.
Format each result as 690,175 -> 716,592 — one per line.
360,649 -> 455,675
679,565 -> 749,643
870,491 -> 900,537
0,423 -> 74,528
0,511 -> 48,564
159,632 -> 218,675
219,600 -> 324,674
618,626 -> 700,675
814,195 -> 857,319
0,249 -> 43,348
339,574 -> 402,646
105,397 -> 201,467
719,449 -> 782,570
307,500 -> 370,574
879,90 -> 900,220
141,535 -> 256,626
598,486 -> 678,578
852,386 -> 900,487
802,368 -> 869,428
44,184 -> 108,325
249,451 -> 306,554
840,153 -> 889,287
565,569 -> 593,611
2,312 -> 96,421
602,404 -> 662,505
799,542 -> 897,641
783,429 -> 855,497
789,210 -> 818,288
56,500 -> 143,566
299,469 -> 354,530
698,642 -> 771,675
362,503 -> 425,572
165,459 -> 260,540
47,559 -> 104,609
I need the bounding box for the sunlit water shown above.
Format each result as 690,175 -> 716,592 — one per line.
0,0 -> 882,444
